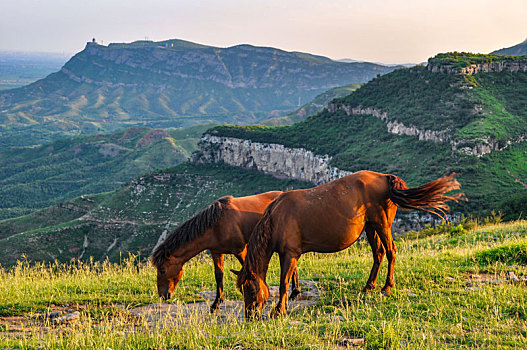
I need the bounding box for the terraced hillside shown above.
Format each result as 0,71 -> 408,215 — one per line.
203,53 -> 527,216
0,163 -> 310,266
0,39 -> 397,146
0,124 -> 212,220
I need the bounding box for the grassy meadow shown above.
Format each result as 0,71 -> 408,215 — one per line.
1,220 -> 526,349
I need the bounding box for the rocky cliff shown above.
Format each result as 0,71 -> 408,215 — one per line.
196,134 -> 350,185
327,103 -> 527,157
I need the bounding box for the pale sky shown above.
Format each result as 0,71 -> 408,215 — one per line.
1,0 -> 526,63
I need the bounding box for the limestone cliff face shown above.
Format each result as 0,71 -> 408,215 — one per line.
327,103 -> 526,157
327,104 -> 451,143
427,61 -> 527,75
196,134 -> 350,185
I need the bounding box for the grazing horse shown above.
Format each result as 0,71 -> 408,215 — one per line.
151,191 -> 301,312
234,171 -> 465,318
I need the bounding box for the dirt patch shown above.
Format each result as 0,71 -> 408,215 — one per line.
0,304 -> 83,334
130,280 -> 320,328
136,129 -> 170,147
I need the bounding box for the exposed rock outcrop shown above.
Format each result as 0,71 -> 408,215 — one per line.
327,103 -> 526,157
196,134 -> 350,185
427,61 -> 527,75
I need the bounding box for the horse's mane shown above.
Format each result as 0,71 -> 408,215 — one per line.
237,198 -> 279,289
151,195 -> 232,268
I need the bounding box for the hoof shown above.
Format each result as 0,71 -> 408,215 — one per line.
361,286 -> 374,294
270,306 -> 285,318
289,289 -> 301,300
381,289 -> 391,297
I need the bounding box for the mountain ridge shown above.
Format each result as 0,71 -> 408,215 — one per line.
0,38 -> 399,146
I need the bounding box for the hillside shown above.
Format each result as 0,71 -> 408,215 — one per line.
492,38 -> 527,55
262,83 -> 361,126
0,162 -> 310,266
0,124 -> 212,220
203,53 -> 527,216
0,38 -> 398,146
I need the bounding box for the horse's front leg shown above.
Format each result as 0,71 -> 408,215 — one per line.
210,252 -> 225,313
271,253 -> 298,317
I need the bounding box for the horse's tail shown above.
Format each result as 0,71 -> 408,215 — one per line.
386,173 -> 466,222
236,197 -> 280,289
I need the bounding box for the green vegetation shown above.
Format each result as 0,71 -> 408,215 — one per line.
0,125 -> 213,220
0,162 -> 310,266
1,220 -> 526,349
428,52 -> 527,69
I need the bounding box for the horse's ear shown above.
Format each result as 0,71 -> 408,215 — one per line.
230,269 -> 240,276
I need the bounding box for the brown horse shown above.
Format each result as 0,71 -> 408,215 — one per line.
234,171 -> 465,318
151,191 -> 301,312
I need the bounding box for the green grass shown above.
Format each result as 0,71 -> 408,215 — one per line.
1,221 -> 526,349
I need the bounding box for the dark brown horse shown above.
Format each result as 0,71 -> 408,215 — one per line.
151,191 -> 301,312
234,171 -> 465,318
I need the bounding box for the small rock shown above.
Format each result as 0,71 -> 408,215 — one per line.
470,274 -> 481,279
489,279 -> 505,284
444,276 -> 455,281
508,272 -> 520,283
399,289 -> 417,297
49,311 -> 62,319
289,320 -> 307,326
341,338 -> 365,347
52,311 -> 80,324
331,315 -> 346,323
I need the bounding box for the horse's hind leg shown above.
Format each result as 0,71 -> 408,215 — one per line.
373,222 -> 396,295
210,253 -> 225,313
289,266 -> 301,300
362,223 -> 385,293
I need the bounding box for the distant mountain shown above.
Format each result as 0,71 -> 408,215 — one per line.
337,58 -> 416,67
491,38 -> 527,55
0,38 -> 399,146
0,124 -> 212,220
262,83 -> 361,126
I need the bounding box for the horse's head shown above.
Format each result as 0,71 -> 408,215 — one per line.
154,255 -> 184,300
233,269 -> 269,319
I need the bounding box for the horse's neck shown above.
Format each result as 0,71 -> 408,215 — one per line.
172,233 -> 210,263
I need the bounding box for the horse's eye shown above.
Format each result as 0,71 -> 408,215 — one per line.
160,269 -> 166,275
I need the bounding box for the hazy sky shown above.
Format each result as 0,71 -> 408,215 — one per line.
1,0 -> 526,63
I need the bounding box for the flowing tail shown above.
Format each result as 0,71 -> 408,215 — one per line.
387,173 -> 466,222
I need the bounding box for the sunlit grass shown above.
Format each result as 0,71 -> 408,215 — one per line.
1,221 -> 526,349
